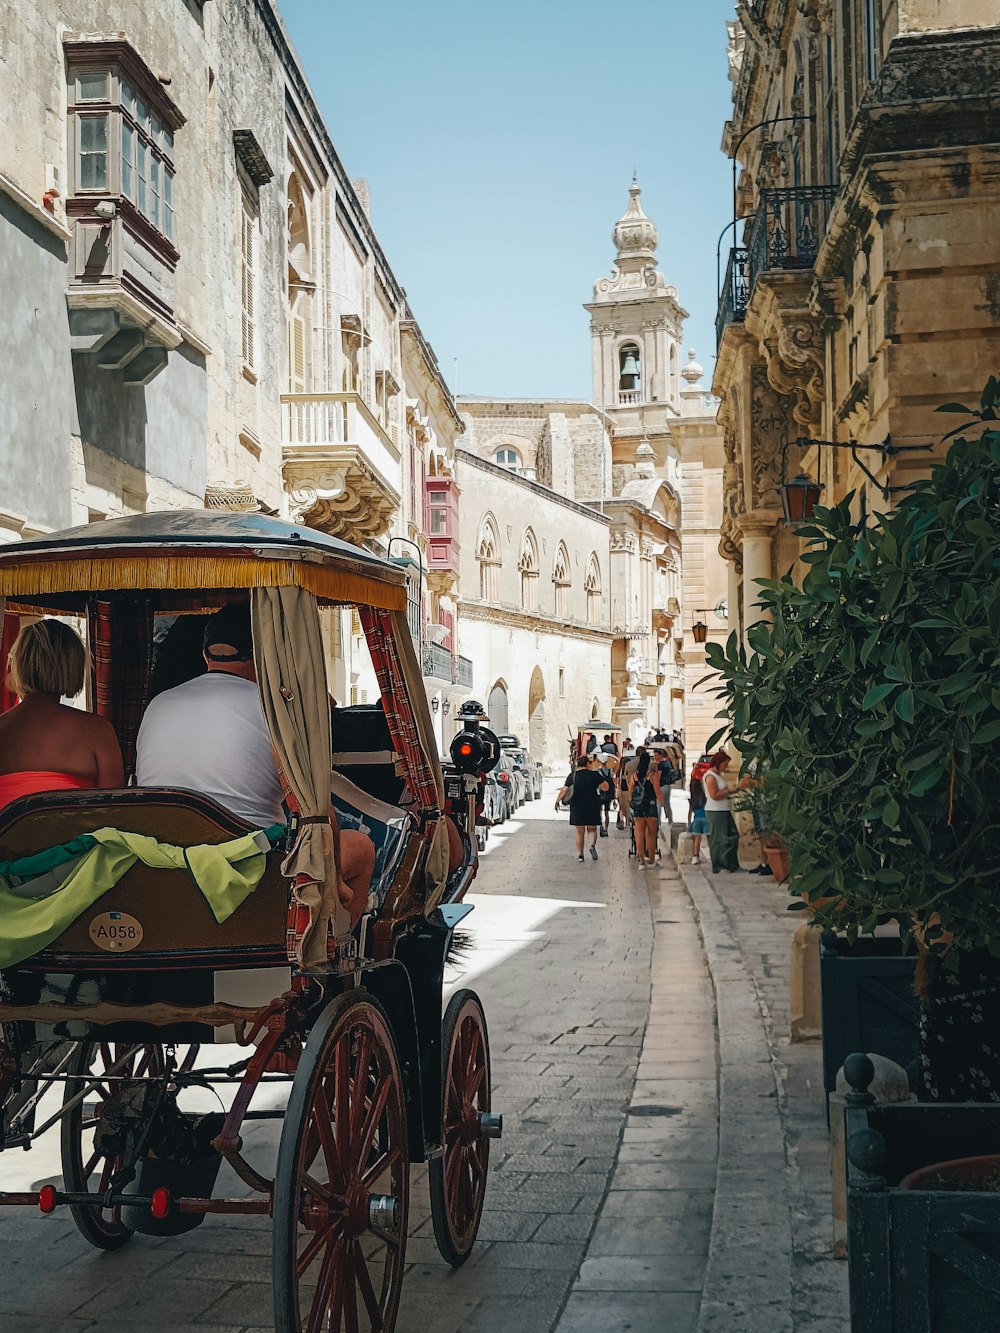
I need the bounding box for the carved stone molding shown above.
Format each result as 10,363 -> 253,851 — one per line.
760,313 -> 824,428
610,529 -> 637,553
749,364 -> 794,508
283,445 -> 399,542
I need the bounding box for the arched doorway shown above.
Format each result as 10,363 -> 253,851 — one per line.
488,680 -> 509,737
528,666 -> 546,763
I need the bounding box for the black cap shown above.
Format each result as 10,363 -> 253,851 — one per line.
204,602 -> 254,662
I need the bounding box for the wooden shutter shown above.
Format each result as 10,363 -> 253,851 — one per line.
241,205 -> 256,371
289,313 -> 306,392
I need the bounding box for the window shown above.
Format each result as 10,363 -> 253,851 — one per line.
477,517 -> 501,602
553,543 -> 570,621
863,0 -> 880,83
65,41 -> 180,248
241,198 -> 257,373
585,553 -> 602,624
824,35 -> 839,184
494,447 -> 521,469
518,529 -> 539,612
558,668 -> 565,698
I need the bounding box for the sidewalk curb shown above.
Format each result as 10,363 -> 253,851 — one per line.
677,859 -> 796,1333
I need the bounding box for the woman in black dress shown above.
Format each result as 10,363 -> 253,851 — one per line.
555,754 -> 610,862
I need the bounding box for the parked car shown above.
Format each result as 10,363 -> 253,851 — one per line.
495,750 -> 525,816
482,772 -> 505,829
504,746 -> 543,800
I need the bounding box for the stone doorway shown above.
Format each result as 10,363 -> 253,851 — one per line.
528,666 -> 546,763
488,680 -> 509,736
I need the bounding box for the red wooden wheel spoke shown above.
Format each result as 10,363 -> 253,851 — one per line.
83,1148 -> 101,1179
469,1146 -> 486,1184
334,1028 -> 351,1162
349,1030 -> 372,1143
314,1091 -> 346,1193
297,1219 -> 342,1276
305,1230 -> 345,1333
361,1145 -> 401,1192
468,1061 -> 487,1101
302,1171 -> 337,1205
354,1075 -> 391,1175
464,1025 -> 480,1085
343,1242 -> 360,1333
353,1239 -> 383,1327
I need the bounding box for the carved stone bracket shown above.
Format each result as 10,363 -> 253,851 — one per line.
760,311 -> 825,429
283,445 -> 399,542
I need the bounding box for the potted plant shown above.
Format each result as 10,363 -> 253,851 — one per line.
702,381 -> 1000,1100
762,831 -> 789,883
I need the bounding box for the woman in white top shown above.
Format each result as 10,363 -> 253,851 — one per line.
702,751 -> 749,873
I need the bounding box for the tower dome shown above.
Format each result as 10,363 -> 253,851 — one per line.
613,179 -> 660,265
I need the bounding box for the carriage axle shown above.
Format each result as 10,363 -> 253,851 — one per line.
0,1184 -> 271,1218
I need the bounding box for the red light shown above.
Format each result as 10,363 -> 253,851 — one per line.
38,1185 -> 57,1214
150,1187 -> 171,1220
459,742 -> 473,757
499,771 -> 508,781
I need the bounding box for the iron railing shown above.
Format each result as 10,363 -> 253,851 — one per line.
716,246 -> 749,347
422,641 -> 474,687
717,185 -> 837,347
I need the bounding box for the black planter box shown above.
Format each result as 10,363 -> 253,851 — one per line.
821,930 -> 919,1118
845,1056 -> 1000,1331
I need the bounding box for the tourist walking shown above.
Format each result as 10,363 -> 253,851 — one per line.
616,738 -> 634,829
627,746 -> 661,869
555,754 -> 610,862
596,753 -> 616,836
703,751 -> 749,873
687,753 -> 711,865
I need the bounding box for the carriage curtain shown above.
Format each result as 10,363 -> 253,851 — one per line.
360,606 -> 448,908
252,585 -> 348,969
88,597 -> 154,777
359,606 -> 443,814
0,600 -> 16,714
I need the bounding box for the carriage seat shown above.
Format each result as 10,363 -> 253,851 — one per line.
0,787 -> 288,967
330,771 -> 410,913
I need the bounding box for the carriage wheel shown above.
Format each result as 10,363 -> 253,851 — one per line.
428,989 -> 494,1267
60,1041 -> 163,1251
273,992 -> 409,1333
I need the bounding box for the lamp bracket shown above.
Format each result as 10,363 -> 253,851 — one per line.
784,435 -> 934,503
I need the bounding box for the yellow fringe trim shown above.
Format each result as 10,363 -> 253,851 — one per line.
0,556 -> 406,613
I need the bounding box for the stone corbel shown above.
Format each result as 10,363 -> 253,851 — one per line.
761,315 -> 825,429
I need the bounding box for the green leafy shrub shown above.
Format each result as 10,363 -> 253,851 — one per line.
704,386 -> 1000,958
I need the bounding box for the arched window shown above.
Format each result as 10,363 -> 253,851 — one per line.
477,515 -> 501,602
618,342 -> 641,403
518,528 -> 539,612
552,542 -> 570,621
585,553 -> 602,625
494,446 -> 521,470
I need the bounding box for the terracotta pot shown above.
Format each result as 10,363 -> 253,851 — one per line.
900,1154 -> 1000,1193
764,845 -> 790,883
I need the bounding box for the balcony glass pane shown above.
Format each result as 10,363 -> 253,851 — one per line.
79,115 -> 108,189
121,121 -> 134,199
77,72 -> 109,102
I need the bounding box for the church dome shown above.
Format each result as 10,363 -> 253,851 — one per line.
613,179 -> 660,262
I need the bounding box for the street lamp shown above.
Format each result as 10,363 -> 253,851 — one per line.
442,696 -> 451,717
431,696 -> 440,714
778,473 -> 824,522
691,620 -> 709,645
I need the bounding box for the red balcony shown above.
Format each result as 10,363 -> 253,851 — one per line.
424,476 -> 460,577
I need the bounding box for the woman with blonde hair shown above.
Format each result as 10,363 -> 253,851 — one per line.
0,619 -> 123,808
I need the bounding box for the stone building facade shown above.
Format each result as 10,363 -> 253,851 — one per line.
456,183 -> 729,756
714,0 -> 1000,632
1,0 -> 465,732
454,445 -> 612,766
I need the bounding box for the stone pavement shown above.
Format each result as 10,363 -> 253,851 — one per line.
0,786 -> 653,1332
0,792 -> 850,1332
676,856 -> 849,1333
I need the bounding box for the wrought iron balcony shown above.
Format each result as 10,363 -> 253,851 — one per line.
716,246 -> 749,347
717,185 -> 837,346
421,641 -> 473,687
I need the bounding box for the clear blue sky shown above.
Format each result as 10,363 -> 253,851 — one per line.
280,0 -> 736,400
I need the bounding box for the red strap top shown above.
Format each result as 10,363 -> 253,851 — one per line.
0,771 -> 95,809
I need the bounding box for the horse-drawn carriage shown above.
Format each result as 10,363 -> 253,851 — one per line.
0,511 -> 500,1331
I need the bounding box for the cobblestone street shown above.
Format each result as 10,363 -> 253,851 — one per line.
0,788 -> 849,1332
